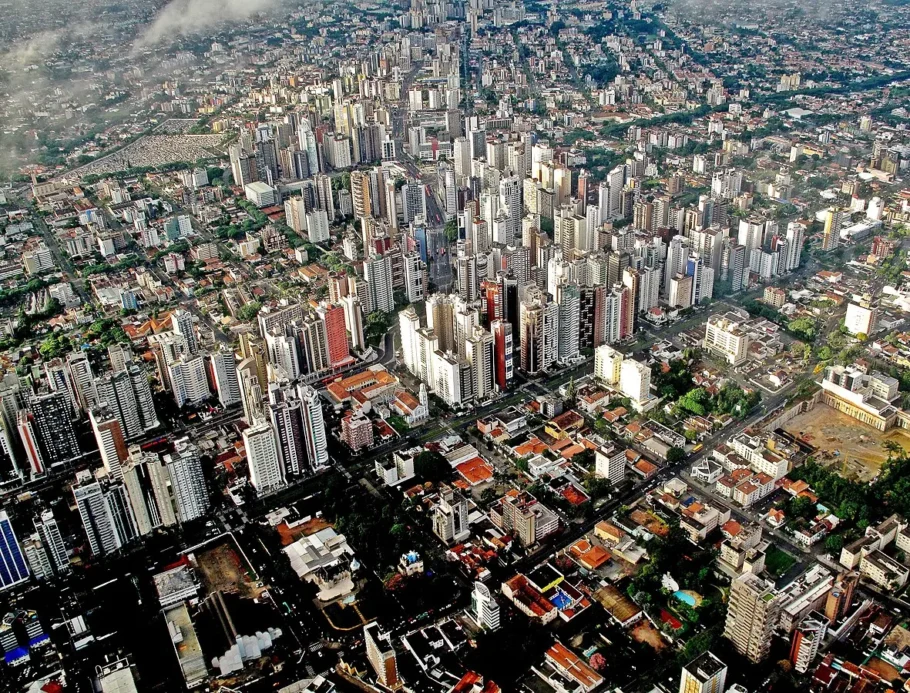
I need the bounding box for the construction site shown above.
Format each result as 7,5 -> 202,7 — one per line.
785,403 -> 910,481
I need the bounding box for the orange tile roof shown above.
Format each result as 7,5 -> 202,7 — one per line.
456,457 -> 494,485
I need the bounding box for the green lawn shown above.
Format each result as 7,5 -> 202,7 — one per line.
764,545 -> 796,577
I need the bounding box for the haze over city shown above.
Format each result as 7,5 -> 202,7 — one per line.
0,0 -> 909,692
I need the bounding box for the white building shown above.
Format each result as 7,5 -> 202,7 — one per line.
844,303 -> 876,337
704,315 -> 751,366
243,423 -> 285,495
245,181 -> 278,208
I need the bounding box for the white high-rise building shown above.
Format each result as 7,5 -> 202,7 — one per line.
365,253 -> 394,314
171,309 -> 198,356
619,359 -> 652,408
403,252 -> 426,303
164,437 -> 209,523
595,445 -> 625,484
498,176 -> 522,247
299,384 -> 328,470
594,345 -> 623,385
555,283 -> 580,363
471,581 -> 501,630
168,355 -> 210,408
35,509 -> 69,575
306,210 -> 331,244
784,222 -> 805,272
212,348 -> 241,408
243,423 -> 285,495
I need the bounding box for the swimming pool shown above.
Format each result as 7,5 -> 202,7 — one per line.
673,590 -> 697,607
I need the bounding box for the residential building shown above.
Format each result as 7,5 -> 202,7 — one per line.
723,573 -> 781,662
679,651 -> 727,693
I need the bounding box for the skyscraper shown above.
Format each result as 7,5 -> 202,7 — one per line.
268,383 -> 307,477
243,423 -> 284,495
89,406 -> 129,479
723,573 -> 781,662
171,309 -> 199,356
0,510 -> 29,591
164,438 -> 209,523
73,477 -> 136,557
211,347 -> 242,408
300,385 -> 328,470
168,355 -> 211,408
35,509 -> 69,575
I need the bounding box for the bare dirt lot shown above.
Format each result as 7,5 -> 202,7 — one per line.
630,620 -> 668,652
195,541 -> 263,599
784,404 -> 910,481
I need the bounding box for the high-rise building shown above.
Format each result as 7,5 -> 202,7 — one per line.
89,406 -> 129,479
243,423 -> 285,495
35,509 -> 69,575
704,315 -> 751,366
0,510 -> 29,591
211,348 -> 241,408
67,352 -> 98,413
168,356 -> 211,408
73,477 -> 136,557
16,411 -> 45,478
432,486 -> 470,545
724,573 -> 781,662
300,385 -> 329,471
268,383 -> 307,477
95,366 -> 158,441
471,581 -> 501,630
555,283 -> 580,364
364,623 -> 401,690
822,208 -> 844,251
491,320 -> 513,391
364,253 -> 394,314
164,437 -> 209,523
679,652 -> 727,693
790,611 -> 827,674
171,309 -> 198,356
341,295 -> 366,352
319,304 -> 350,367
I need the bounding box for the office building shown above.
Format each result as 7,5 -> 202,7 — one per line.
0,511 -> 28,591
471,581 -> 501,630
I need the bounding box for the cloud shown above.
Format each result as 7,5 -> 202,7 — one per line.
135,0 -> 279,48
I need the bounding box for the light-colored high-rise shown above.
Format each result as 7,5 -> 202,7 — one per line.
244,423 -> 285,495
679,652 -> 727,693
724,573 -> 781,662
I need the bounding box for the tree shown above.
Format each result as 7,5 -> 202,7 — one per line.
667,447 -> 686,463
444,218 -> 459,243
237,301 -> 262,321
414,450 -> 450,482
825,534 -> 844,555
